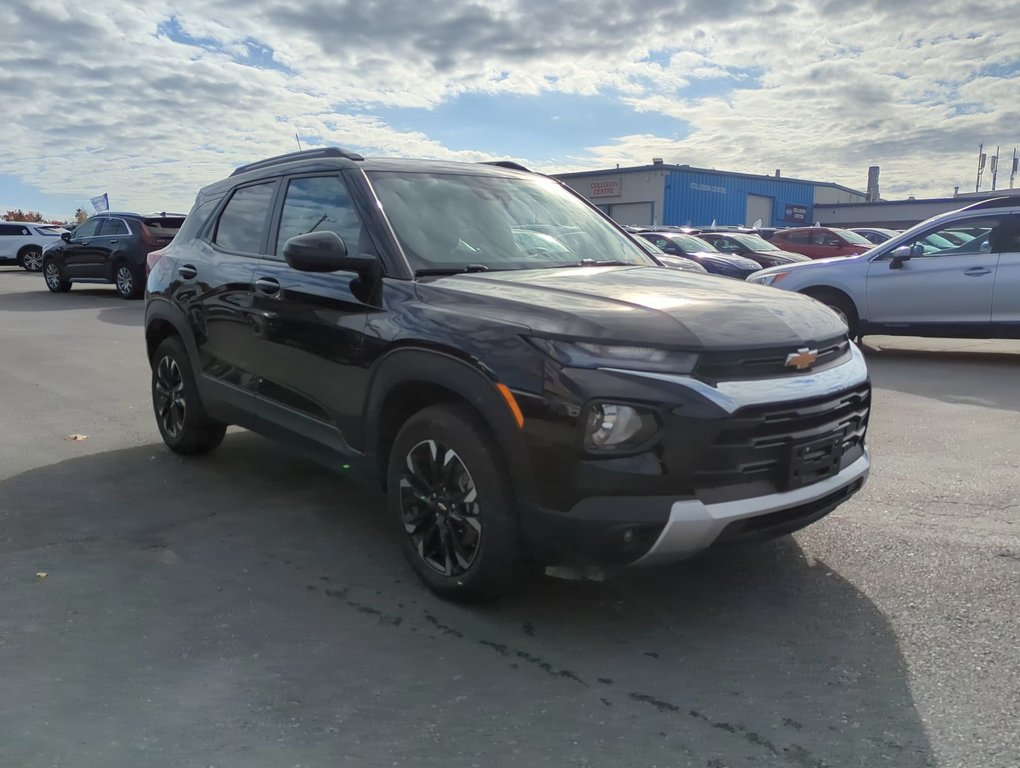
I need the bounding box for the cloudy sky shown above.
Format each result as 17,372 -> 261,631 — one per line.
2,0 -> 1018,220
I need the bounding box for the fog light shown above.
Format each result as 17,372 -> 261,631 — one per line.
584,403 -> 658,451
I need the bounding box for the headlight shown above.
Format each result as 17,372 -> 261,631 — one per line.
528,338 -> 698,373
584,403 -> 659,451
748,271 -> 790,286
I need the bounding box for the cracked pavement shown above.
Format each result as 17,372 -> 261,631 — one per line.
0,269 -> 1017,767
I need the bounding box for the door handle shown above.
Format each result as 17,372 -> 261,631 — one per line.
963,267 -> 991,276
255,277 -> 281,296
178,264 -> 198,280
108,239 -> 119,244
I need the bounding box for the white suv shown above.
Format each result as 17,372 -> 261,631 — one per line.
0,222 -> 70,271
747,198 -> 1020,340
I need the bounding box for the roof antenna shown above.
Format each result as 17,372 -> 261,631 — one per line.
295,132 -> 303,152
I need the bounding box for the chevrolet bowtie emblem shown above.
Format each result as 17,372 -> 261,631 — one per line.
785,347 -> 819,370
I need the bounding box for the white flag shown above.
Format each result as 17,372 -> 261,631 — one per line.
90,193 -> 109,213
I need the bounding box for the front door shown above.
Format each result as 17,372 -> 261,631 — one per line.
249,173 -> 379,452
60,217 -> 103,278
866,214 -> 1006,328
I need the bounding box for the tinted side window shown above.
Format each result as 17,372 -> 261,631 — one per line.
74,219 -> 102,238
275,175 -> 365,257
98,218 -> 129,236
0,224 -> 17,236
215,183 -> 276,254
786,232 -> 810,244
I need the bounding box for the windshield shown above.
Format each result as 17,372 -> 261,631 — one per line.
367,171 -> 655,272
833,228 -> 874,246
731,233 -> 778,251
671,233 -> 718,252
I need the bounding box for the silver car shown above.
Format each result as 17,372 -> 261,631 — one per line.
747,198 -> 1020,340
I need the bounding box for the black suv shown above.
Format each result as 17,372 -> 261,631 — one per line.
44,212 -> 184,298
145,148 -> 871,599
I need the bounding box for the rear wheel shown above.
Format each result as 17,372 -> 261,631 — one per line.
114,261 -> 143,299
20,247 -> 43,272
43,259 -> 71,292
388,403 -> 520,601
151,337 -> 226,454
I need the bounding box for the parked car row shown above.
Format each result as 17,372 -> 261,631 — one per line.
0,221 -> 70,271
748,197 -> 1020,340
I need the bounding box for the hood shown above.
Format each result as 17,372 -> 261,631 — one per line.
416,266 -> 847,350
756,249 -> 811,263
688,251 -> 761,271
751,251 -> 871,278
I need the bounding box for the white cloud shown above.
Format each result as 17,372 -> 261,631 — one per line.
1,0 -> 1018,215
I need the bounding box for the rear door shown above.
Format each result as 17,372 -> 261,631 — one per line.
184,181 -> 277,396
990,216 -> 1020,331
249,172 -> 380,450
94,217 -> 131,278
866,214 -> 1005,328
0,223 -> 28,260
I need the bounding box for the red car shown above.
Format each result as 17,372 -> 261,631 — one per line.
770,226 -> 874,259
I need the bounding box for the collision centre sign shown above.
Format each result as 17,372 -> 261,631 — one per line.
589,177 -> 621,198
784,204 -> 808,223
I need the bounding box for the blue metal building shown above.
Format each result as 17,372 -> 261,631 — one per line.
555,162 -> 866,228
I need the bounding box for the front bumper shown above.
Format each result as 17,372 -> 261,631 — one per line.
632,450 -> 869,566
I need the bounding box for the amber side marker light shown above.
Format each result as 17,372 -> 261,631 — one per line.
496,383 -> 525,429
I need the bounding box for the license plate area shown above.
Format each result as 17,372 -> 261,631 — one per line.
787,434 -> 844,490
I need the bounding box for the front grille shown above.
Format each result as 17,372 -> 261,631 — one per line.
693,383 -> 870,501
694,338 -> 851,383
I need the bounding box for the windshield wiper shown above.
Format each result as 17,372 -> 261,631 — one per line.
414,264 -> 491,276
574,259 -> 635,267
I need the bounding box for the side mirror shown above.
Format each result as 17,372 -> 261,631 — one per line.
283,231 -> 378,279
889,244 -> 918,269
61,231 -> 72,242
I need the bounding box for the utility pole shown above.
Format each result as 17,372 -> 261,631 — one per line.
991,146 -> 1000,191
1011,148 -> 1018,189
976,143 -> 986,192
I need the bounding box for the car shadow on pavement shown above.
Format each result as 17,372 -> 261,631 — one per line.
0,284 -> 143,326
0,432 -> 935,767
862,341 -> 1020,413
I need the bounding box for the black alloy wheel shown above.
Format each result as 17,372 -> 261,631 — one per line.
387,403 -> 519,600
400,439 -> 483,577
150,337 -> 226,454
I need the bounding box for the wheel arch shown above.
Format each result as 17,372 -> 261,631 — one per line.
145,298 -> 201,370
798,285 -> 861,335
362,347 -> 535,504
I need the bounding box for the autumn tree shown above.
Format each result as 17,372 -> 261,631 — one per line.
74,208 -> 88,224
3,209 -> 44,222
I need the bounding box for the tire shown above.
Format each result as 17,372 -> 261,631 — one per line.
114,260 -> 143,299
20,247 -> 44,272
387,403 -> 520,601
806,290 -> 859,339
151,337 -> 226,455
43,259 -> 71,293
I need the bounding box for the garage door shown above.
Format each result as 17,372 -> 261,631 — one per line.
746,194 -> 773,227
610,202 -> 654,227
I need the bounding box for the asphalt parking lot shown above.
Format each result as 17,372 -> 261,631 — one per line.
1,267 -> 1017,768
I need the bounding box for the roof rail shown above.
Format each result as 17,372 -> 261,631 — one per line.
480,160 -> 531,173
230,147 -> 364,177
959,196 -> 1020,212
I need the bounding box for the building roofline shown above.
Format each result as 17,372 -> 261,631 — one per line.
553,163 -> 866,196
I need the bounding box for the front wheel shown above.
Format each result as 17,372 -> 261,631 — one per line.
43,260 -> 71,292
21,247 -> 43,272
387,403 -> 520,601
806,290 -> 859,339
151,337 -> 226,454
